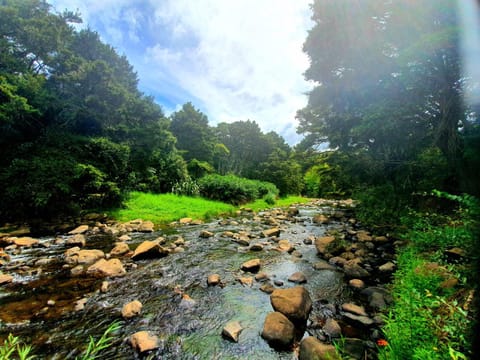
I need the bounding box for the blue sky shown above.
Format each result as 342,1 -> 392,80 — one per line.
49,0 -> 313,144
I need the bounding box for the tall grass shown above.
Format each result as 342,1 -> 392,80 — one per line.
108,192 -> 310,224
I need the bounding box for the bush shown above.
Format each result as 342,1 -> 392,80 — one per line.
198,174 -> 278,205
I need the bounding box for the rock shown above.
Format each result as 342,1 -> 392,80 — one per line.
314,236 -> 336,255
249,243 -> 263,251
262,228 -> 281,238
313,260 -> 336,271
101,281 -> 109,292
179,217 -> 192,224
70,265 -> 84,276
378,261 -> 395,272
343,312 -> 374,327
260,283 -> 275,294
0,273 -> 13,285
13,237 -> 39,247
200,230 -> 214,238
241,258 -> 261,273
341,303 -> 368,316
47,299 -> 55,306
65,248 -> 105,265
277,239 -> 294,253
132,241 -> 169,261
369,292 -> 387,310
299,336 -> 340,360
343,338 -> 366,359
343,260 -> 370,278
223,231 -> 235,238
273,279 -> 284,286
313,214 -> 330,224
34,258 -> 55,266
288,271 -> 307,284
74,298 -> 88,311
288,207 -> 299,216
68,225 -> 89,235
239,277 -> 253,287
122,300 -> 142,318
255,272 -> 269,282
356,230 -> 372,242
444,247 -> 466,261
440,277 -> 459,289
303,236 -> 314,245
222,321 -> 243,342
207,274 -> 221,286
66,234 -> 86,247
348,279 -> 365,290
174,237 -> 185,246
261,312 -> 296,349
130,331 -> 159,353
373,235 -> 389,243
118,234 -> 131,242
191,219 -> 204,225
110,242 -> 130,256
323,318 -> 342,338
179,294 -> 196,309
87,259 -> 126,277
270,286 -> 312,325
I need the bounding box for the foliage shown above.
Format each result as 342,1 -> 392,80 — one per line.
379,193 -> 478,360
171,178 -> 200,197
0,333 -> 35,360
76,321 -> 121,360
198,174 -> 278,205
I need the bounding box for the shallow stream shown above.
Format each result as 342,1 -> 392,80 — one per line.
0,203 -> 360,359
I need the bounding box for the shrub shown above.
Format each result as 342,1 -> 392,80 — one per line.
198,174 -> 278,205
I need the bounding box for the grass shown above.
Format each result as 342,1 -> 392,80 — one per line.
378,195 -> 478,360
108,192 -> 310,224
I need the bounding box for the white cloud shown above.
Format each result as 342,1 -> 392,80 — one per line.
49,0 -> 313,144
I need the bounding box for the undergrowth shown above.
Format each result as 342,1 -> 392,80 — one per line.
378,192 -> 478,360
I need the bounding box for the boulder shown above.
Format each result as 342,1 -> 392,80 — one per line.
261,312 -> 296,349
110,242 -> 130,256
179,217 -> 192,224
87,259 -> 126,277
343,260 -> 370,278
132,241 -> 169,261
341,303 -> 368,316
118,234 -> 131,242
323,318 -> 342,338
66,234 -> 86,247
65,248 -> 105,265
343,312 -> 374,327
313,214 -> 329,224
249,243 -> 264,251
298,336 -> 340,360
0,273 -> 13,285
200,230 -> 214,238
260,283 -> 275,294
255,272 -> 269,282
262,228 -> 281,238
288,271 -> 307,284
222,321 -> 243,342
68,225 -> 89,235
138,221 -> 155,232
356,230 -> 372,242
13,237 -> 39,247
207,274 -> 221,286
378,261 -> 396,272
241,258 -> 261,273
130,331 -> 159,353
238,277 -> 253,287
277,239 -> 294,253
270,286 -> 312,325
313,260 -> 337,271
348,279 -> 365,290
122,300 -> 142,318
314,236 -> 336,255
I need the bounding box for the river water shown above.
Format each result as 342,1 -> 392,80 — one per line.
0,203 -> 360,359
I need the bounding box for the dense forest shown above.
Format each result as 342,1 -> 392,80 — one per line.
1,0 -> 479,358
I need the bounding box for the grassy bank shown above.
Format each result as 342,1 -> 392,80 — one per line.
108,192 -> 310,224
378,193 -> 478,359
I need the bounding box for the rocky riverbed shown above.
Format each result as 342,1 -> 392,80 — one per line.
0,200 -> 396,359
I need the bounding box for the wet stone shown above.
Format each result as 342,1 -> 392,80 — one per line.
288,271 -> 307,284
200,230 -> 214,238
323,318 -> 342,338
130,331 -> 159,353
299,336 -> 340,360
254,272 -> 269,282
341,303 -> 368,317
68,225 -> 89,235
222,321 -> 243,342
0,273 -> 13,285
261,312 -> 296,349
207,274 -> 221,286
122,300 -> 142,319
241,258 -> 261,273
260,283 -> 275,294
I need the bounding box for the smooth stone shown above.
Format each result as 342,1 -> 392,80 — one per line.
261,312 -> 296,349
207,274 -> 221,286
222,321 -> 243,342
87,259 -> 126,277
0,273 -> 13,285
200,230 -> 214,238
288,271 -> 307,284
66,234 -> 86,247
241,258 -> 261,273
122,300 -> 142,318
130,331 -> 159,353
110,242 -> 130,256
260,283 -> 276,294
262,228 -> 281,238
323,318 -> 342,338
270,286 -> 312,324
341,303 -> 368,316
68,225 -> 89,235
348,279 -> 365,290
131,241 -> 169,261
299,336 -> 340,360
